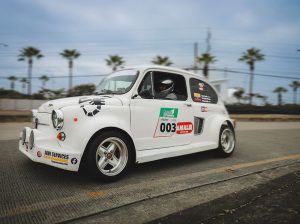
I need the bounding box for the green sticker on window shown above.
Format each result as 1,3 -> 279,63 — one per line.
159,108 -> 178,118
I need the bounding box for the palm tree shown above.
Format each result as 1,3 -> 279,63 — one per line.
239,48 -> 265,105
19,78 -> 29,94
105,55 -> 125,71
273,87 -> 287,106
151,55 -> 173,66
39,75 -> 49,88
255,93 -> 268,105
197,53 -> 217,79
60,49 -> 81,90
233,88 -> 245,104
18,47 -> 43,95
289,81 -> 300,104
7,76 -> 18,90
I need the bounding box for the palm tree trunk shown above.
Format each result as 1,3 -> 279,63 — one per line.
203,64 -> 208,79
293,90 -> 296,105
69,60 -> 73,90
28,59 -> 33,95
278,93 -> 282,106
249,67 -> 254,105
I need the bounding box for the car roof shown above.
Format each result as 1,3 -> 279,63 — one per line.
124,64 -> 200,79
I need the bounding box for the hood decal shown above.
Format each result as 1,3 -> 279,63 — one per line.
79,97 -> 106,117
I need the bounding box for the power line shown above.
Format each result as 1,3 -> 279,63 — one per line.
185,68 -> 300,80
0,74 -> 108,79
1,69 -> 300,80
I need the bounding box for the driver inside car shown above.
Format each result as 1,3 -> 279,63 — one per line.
156,79 -> 177,100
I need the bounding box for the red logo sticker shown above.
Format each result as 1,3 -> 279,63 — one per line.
176,122 -> 193,134
37,151 -> 42,157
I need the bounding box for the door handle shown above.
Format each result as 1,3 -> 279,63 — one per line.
184,102 -> 192,107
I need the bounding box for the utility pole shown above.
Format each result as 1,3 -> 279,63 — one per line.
206,28 -> 211,53
194,42 -> 198,72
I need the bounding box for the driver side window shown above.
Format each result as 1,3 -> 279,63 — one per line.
138,71 -> 187,101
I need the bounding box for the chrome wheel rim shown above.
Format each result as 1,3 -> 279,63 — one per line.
221,128 -> 235,153
96,137 -> 128,176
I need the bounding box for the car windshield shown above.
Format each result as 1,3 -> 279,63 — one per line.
95,69 -> 139,95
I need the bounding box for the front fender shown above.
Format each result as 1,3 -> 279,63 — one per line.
60,105 -> 132,157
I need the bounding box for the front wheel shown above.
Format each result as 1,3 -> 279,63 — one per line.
215,125 -> 235,157
86,131 -> 133,182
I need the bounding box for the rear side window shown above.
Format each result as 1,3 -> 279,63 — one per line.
189,78 -> 218,104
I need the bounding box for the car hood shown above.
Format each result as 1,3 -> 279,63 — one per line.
38,95 -> 124,113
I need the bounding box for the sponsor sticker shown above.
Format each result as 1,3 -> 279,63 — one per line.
154,108 -> 178,137
159,108 -> 178,118
194,97 -> 201,102
194,92 -> 201,98
176,122 -> 193,134
71,158 -> 78,165
201,106 -> 208,112
199,83 -> 204,91
200,94 -> 211,103
37,151 -> 42,157
44,150 -> 69,165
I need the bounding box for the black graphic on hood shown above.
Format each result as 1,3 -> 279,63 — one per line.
79,97 -> 106,117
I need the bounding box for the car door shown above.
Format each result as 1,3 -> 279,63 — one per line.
189,78 -> 220,142
130,70 -> 194,151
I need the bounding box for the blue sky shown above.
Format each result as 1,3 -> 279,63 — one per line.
0,0 -> 300,103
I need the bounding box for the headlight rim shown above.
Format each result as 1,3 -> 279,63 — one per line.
28,130 -> 34,150
21,128 -> 27,145
52,109 -> 64,130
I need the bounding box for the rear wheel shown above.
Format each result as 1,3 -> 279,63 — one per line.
215,125 -> 235,157
86,131 -> 133,182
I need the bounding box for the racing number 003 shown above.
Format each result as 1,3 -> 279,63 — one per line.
160,123 -> 176,133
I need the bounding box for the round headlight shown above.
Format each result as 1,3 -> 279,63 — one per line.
28,130 -> 34,150
52,110 -> 64,130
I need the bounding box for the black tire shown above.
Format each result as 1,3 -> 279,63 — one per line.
85,130 -> 134,182
215,125 -> 235,158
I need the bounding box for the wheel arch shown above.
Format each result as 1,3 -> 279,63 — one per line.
207,115 -> 235,143
79,126 -> 137,170
222,120 -> 235,133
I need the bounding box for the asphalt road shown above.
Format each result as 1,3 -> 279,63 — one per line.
0,122 -> 300,224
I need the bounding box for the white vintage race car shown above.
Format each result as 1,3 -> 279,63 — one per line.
19,65 -> 235,181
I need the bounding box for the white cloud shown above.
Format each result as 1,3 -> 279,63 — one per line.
234,10 -> 257,27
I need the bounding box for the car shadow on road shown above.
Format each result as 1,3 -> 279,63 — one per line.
18,149 -> 222,187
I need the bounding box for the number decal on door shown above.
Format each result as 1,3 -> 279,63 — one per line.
154,108 -> 193,137
154,108 -> 178,137
160,123 -> 176,133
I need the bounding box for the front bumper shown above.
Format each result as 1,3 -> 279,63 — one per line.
19,127 -> 82,172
